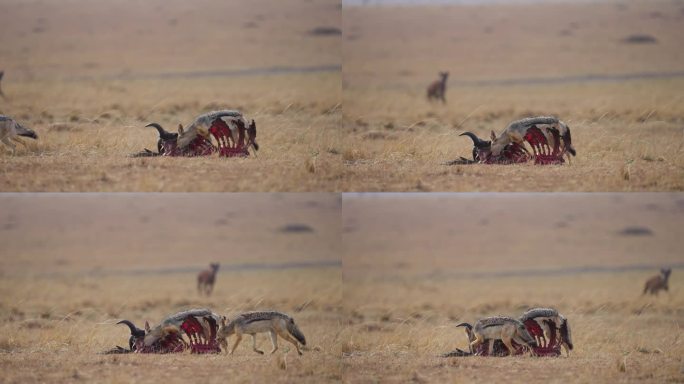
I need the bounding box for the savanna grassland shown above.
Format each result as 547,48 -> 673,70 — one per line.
341,193 -> 684,383
0,194 -> 343,383
341,1 -> 684,191
0,0 -> 342,191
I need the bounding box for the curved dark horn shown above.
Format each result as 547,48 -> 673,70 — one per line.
455,322 -> 473,330
145,123 -> 178,141
117,320 -> 145,337
145,123 -> 163,131
459,132 -> 490,148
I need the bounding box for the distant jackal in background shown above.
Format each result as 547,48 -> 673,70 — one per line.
427,71 -> 449,103
197,263 -> 219,296
643,268 -> 671,296
217,311 -> 307,355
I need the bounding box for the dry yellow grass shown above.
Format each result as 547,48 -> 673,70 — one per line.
0,194 -> 342,383
341,1 -> 684,191
342,274 -> 684,383
0,75 -> 342,191
2,191 -> 684,383
0,271 -> 343,384
0,0 -> 342,192
2,0 -> 683,191
341,194 -> 684,383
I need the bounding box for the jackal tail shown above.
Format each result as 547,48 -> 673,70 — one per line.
16,123 -> 38,139
455,322 -> 473,331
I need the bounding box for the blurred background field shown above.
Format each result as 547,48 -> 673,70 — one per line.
0,194 -> 343,383
341,193 -> 684,383
0,0 -> 342,191
341,1 -> 684,191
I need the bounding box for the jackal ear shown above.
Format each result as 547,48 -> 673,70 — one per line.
490,130 -> 497,140
221,316 -> 227,327
178,124 -> 184,135
145,321 -> 151,333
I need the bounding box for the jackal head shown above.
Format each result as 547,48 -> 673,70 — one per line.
246,119 -> 258,152
661,268 -> 672,284
489,130 -> 512,157
559,316 -> 573,352
459,132 -> 491,162
217,316 -> 229,352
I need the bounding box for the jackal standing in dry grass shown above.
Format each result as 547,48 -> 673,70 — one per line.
427,71 -> 449,103
217,311 -> 307,355
197,263 -> 219,296
643,268 -> 671,296
457,316 -> 537,356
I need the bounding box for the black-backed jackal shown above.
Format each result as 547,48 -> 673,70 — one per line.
489,116 -> 576,159
217,311 -> 307,355
427,71 -> 449,103
457,316 -> 537,356
197,263 -> 220,296
643,268 -> 672,296
520,307 -> 573,356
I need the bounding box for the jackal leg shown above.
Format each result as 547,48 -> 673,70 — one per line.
501,337 -> 516,357
546,320 -> 559,347
562,343 -> 571,357
539,322 -> 550,347
10,136 -> 27,148
470,334 -> 485,355
279,331 -> 303,355
1,137 -> 16,154
269,330 -> 279,354
229,334 -> 243,355
487,339 -> 495,356
512,335 -> 533,355
251,334 -> 264,354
